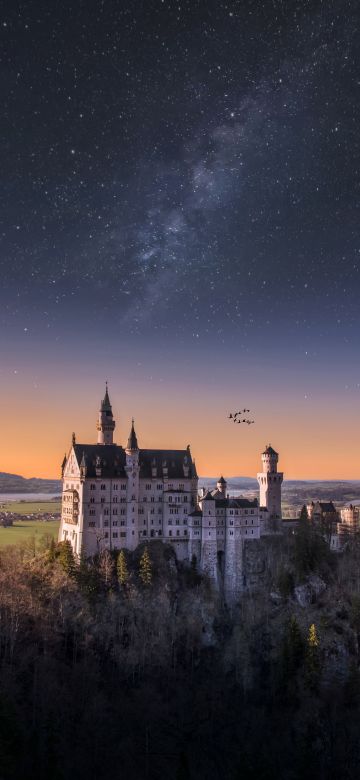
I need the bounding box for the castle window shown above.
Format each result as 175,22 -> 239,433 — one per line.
184,530 -> 187,536
120,520 -> 126,526
158,530 -> 162,536
159,496 -> 162,502
113,497 -> 118,503
230,521 -> 234,526
90,498 -> 95,504
158,508 -> 161,514
121,484 -> 126,490
151,509 -> 154,515
184,496 -> 188,502
176,530 -> 180,536
104,508 -> 109,515
146,484 -> 151,490
113,484 -> 118,490
88,521 -> 95,528
151,497 -> 155,503
89,509 -> 95,516
113,508 -> 118,515
143,497 -> 147,502
90,484 -> 96,490
176,519 -> 179,525
168,520 -> 172,525
104,521 -> 109,527
169,496 -> 173,503
104,532 -> 109,539
113,532 -> 118,538
113,520 -> 118,526
169,530 -> 172,536
101,484 -> 106,491
157,484 -> 162,490
120,509 -> 125,515
120,532 -> 126,537
101,497 -> 105,504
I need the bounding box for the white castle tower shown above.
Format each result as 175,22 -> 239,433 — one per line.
257,445 -> 283,523
96,383 -> 116,445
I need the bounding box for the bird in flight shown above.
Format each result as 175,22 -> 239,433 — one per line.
228,409 -> 255,425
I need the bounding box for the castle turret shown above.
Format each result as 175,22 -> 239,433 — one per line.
125,419 -> 140,550
96,383 -> 116,445
257,445 -> 283,525
217,476 -> 227,496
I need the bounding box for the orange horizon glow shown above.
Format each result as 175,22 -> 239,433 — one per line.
1,369 -> 359,482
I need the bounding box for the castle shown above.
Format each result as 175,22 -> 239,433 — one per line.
59,386 -> 283,595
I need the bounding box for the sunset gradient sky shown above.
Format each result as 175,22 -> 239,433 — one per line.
1,0 -> 359,480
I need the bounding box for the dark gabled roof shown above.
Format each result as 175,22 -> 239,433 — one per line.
138,449 -> 196,479
202,491 -> 216,501
189,509 -> 202,517
73,444 -> 127,478
217,476 -> 226,484
214,497 -> 258,509
316,501 -> 337,512
229,498 -> 258,509
259,506 -> 268,512
263,445 -> 278,456
72,444 -> 197,481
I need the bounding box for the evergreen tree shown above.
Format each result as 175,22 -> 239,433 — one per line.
58,540 -> 76,576
47,537 -> 57,562
139,546 -> 152,586
305,623 -> 320,691
295,506 -> 328,577
117,549 -> 129,586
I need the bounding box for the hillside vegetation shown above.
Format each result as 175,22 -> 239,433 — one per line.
1,531 -> 360,779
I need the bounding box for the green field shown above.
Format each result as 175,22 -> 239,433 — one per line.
0,500 -> 61,515
0,519 -> 60,548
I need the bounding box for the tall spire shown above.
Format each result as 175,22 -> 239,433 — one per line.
101,381 -> 112,412
97,383 -> 116,445
126,418 -> 138,451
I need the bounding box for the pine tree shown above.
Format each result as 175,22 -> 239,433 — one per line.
58,540 -> 76,576
139,546 -> 152,586
117,549 -> 129,586
47,537 -> 57,562
305,623 -> 320,691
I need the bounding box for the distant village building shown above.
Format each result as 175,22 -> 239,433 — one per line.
59,386 -> 283,596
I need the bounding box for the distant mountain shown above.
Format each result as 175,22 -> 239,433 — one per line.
0,472 -> 61,494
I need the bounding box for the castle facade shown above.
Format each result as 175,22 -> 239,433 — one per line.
59,387 -> 283,594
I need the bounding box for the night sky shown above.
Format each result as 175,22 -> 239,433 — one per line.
1,0 -> 359,479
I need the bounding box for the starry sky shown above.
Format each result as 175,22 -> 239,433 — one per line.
1,0 -> 359,479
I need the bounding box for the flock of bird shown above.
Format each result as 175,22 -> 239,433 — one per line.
228,409 -> 255,425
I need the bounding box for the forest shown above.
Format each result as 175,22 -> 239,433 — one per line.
1,522 -> 360,780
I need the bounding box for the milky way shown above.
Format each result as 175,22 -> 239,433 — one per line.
1,0 -> 359,352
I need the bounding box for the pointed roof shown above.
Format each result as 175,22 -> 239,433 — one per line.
101,382 -> 112,412
127,419 -> 139,450
217,476 -> 227,484
263,445 -> 278,456
202,490 -> 215,501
